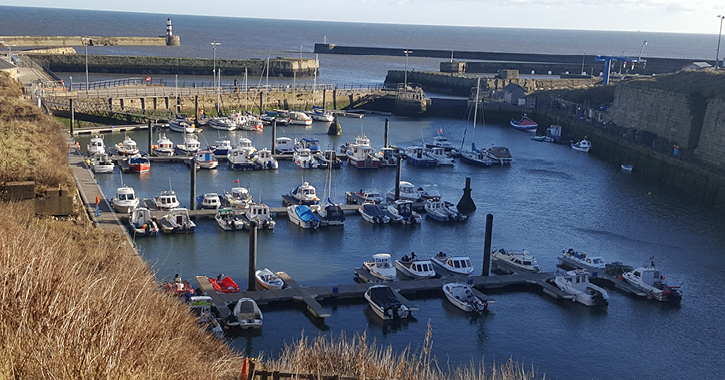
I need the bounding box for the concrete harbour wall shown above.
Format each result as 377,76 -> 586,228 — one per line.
0,35 -> 177,47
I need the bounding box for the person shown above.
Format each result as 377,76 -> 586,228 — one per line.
410,252 -> 416,260
173,274 -> 181,283
217,274 -> 224,282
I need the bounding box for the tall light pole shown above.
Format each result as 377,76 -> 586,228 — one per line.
82,37 -> 90,94
403,50 -> 412,90
211,42 -> 220,113
716,16 -> 725,70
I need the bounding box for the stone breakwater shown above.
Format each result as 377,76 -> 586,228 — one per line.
0,35 -> 179,47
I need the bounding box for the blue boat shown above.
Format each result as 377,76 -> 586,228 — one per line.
287,205 -> 321,229
296,137 -> 321,153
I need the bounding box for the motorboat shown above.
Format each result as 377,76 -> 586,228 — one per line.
215,208 -> 244,231
197,193 -> 221,209
510,114 -> 538,132
255,268 -> 284,290
443,283 -> 488,312
263,110 -> 291,125
163,274 -> 194,296
175,134 -> 201,156
158,208 -> 196,234
460,143 -> 493,167
621,164 -> 634,172
194,149 -> 218,169
208,275 -> 241,293
153,133 -> 175,157
226,298 -> 263,329
128,154 -> 150,174
491,248 -> 541,273
253,148 -> 279,170
558,248 -> 607,272
128,207 -> 158,237
189,296 -> 223,336
316,198 -> 346,226
240,203 -> 276,230
346,134 -> 380,169
168,119 -> 197,133
317,150 -> 342,169
111,186 -> 139,213
395,253 -> 435,278
424,199 -> 467,222
349,188 -> 383,204
275,137 -> 295,154
287,204 -> 321,229
207,116 -> 237,131
283,181 -> 320,206
364,284 -> 411,321
295,137 -> 321,153
386,181 -> 421,202
310,106 -> 335,122
363,253 -> 397,281
236,114 -> 264,131
115,136 -> 139,156
405,145 -> 437,167
287,110 -> 313,126
485,146 -> 513,165
87,134 -> 106,155
228,146 -> 256,171
358,203 -> 390,224
418,184 -> 442,201
211,138 -> 233,158
425,146 -> 455,166
425,131 -> 458,152
234,137 -> 257,158
571,139 -> 592,153
154,189 -> 179,211
376,147 -> 398,167
386,200 -> 421,224
430,252 -> 474,276
621,258 -> 682,302
224,187 -> 253,210
88,152 -> 114,174
293,148 -> 319,169
554,269 -> 610,307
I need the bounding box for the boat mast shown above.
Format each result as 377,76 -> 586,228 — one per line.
312,54 -> 318,108
472,77 -> 480,145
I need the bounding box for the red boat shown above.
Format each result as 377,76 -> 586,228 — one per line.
510,114 -> 538,132
164,279 -> 194,296
129,154 -> 151,173
208,275 -> 241,293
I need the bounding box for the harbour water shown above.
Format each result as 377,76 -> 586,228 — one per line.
6,6 -> 725,379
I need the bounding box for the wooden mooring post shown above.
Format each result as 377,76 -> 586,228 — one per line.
147,120 -> 152,155
394,153 -> 402,200
248,222 -> 258,291
384,118 -> 389,148
190,159 -> 196,210
482,213 -> 493,276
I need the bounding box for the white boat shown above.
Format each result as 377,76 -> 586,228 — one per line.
491,248 -> 541,273
234,137 -> 257,158
255,268 -> 284,290
175,133 -> 201,156
622,258 -> 682,302
87,135 -> 106,156
88,152 -> 114,174
557,248 -> 607,272
405,145 -> 437,167
215,208 -> 244,231
363,253 -> 397,281
364,284 -> 411,321
207,116 -> 237,131
621,164 -> 634,172
571,139 -> 592,153
211,138 -> 233,158
386,199 -> 421,224
253,148 -> 278,170
295,137 -> 321,153
287,110 -> 313,126
154,189 -> 180,211
224,187 -> 253,210
235,114 -> 264,131
395,253 -> 435,278
424,199 -> 466,222
275,137 -> 295,154
228,146 -> 256,171
158,207 -> 196,234
284,181 -> 320,206
430,252 -> 474,276
227,298 -> 263,329
194,149 -> 218,169
348,188 -> 383,204
287,204 -> 321,229
376,147 -> 398,167
115,136 -> 139,156
293,148 -> 319,169
197,193 -> 221,209
240,203 -> 276,230
310,107 -> 335,122
425,131 -> 458,152
128,207 -> 158,236
460,78 -> 509,167
443,283 -> 487,312
425,146 -> 455,166
358,203 -> 390,224
554,269 -> 610,307
111,186 -> 139,213
168,119 -> 197,133
153,133 -> 175,157
386,181 -> 421,202
346,134 -> 380,169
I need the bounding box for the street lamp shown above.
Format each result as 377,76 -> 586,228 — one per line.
403,50 -> 412,90
716,15 -> 725,70
82,37 -> 90,93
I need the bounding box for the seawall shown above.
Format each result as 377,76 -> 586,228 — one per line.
0,35 -> 179,47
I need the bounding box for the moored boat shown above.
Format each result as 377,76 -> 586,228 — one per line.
395,253 -> 435,279
346,134 -> 380,169
364,284 -> 411,321
363,253 -> 397,281
510,114 -> 538,132
430,252 -> 474,276
111,186 -> 139,213
208,274 -> 241,293
283,181 -> 320,206
197,193 -> 221,209
443,283 -> 487,312
240,203 -> 276,230
158,207 -> 196,233
128,154 -> 150,174
425,146 -> 455,166
557,248 -> 606,272
164,274 -> 194,296
115,135 -> 139,156
255,268 -> 284,290
358,203 -> 390,224
491,248 -> 541,273
386,199 -> 421,224
253,148 -> 279,170
154,189 -> 179,211
168,119 -> 197,133
226,298 -> 263,329
211,138 -> 233,158
621,257 -> 682,302
128,207 -> 158,236
274,137 -> 295,154
554,269 -> 610,306
194,149 -> 218,169
88,152 -> 115,174
571,139 -> 592,153
287,204 -> 321,229
293,148 -> 319,169
386,181 -> 422,202
405,145 -> 437,167
621,164 -> 634,172
175,133 -> 201,156
424,199 -> 466,222
87,134 -> 106,155
215,208 -> 244,231
153,133 -> 175,157
348,188 -> 383,204
224,186 -> 253,210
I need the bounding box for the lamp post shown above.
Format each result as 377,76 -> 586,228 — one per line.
82,37 -> 90,94
717,15 -> 725,70
403,50 -> 412,90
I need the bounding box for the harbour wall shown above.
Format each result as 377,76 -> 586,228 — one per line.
0,35 -> 179,47
28,54 -> 319,77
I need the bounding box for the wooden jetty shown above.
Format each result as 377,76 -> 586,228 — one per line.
129,199 -> 361,219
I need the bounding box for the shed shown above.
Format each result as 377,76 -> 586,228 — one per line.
502,83 -> 525,106
680,62 -> 712,71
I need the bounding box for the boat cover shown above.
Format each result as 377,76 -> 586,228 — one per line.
363,204 -> 385,217
322,202 -> 345,221
236,300 -> 256,320
295,205 -> 320,222
369,286 -> 401,307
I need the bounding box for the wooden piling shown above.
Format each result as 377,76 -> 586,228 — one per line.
248,222 -> 258,291
69,99 -> 74,134
147,120 -> 152,155
483,213 -> 493,276
194,95 -> 198,126
395,154 -> 402,200
190,158 -> 196,210
332,89 -> 337,110
384,118 -> 389,148
272,120 -> 277,153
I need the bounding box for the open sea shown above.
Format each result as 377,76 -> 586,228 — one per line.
4,6 -> 725,379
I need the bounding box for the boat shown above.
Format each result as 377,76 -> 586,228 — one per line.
346,134 -> 380,169
163,274 -> 194,296
158,208 -> 196,234
208,274 -> 241,293
128,154 -> 151,174
240,203 -> 276,230
349,188 -> 383,204
175,133 -> 201,156
571,139 -> 592,153
274,137 -> 295,154
115,135 -> 139,156
197,193 -> 221,209
194,149 -> 218,169
255,268 -> 284,290
405,146 -> 437,167
253,148 -> 279,170
425,147 -> 455,166
554,269 -> 610,306
460,79 -> 509,166
226,298 -> 263,329
364,284 -> 411,321
224,187 -> 253,210
510,114 -> 539,132
376,147 -> 398,167
358,203 -> 390,224
283,181 -> 320,206
363,253 -> 397,281
485,146 -> 513,165
295,137 -> 321,153
386,181 -> 421,202
86,134 -> 106,155
621,257 -> 682,302
530,135 -> 546,142
128,207 -> 158,236
287,110 -> 313,126
386,199 -> 421,224
215,208 -> 244,231
189,296 -> 224,336
460,145 -> 493,167
211,138 -> 233,158
168,119 -> 197,133
207,116 -> 237,131
154,189 -> 179,211
88,152 -> 115,174
316,198 -> 345,226
234,137 -> 257,158
263,110 -> 291,125
395,253 -> 435,278
310,106 -> 335,122
236,114 -> 264,131
557,248 -> 607,272
491,248 -> 541,273
111,186 -> 139,213
621,164 -> 634,172
430,252 -> 474,276
293,148 -> 319,169
228,145 -> 256,171
287,204 -> 321,229
425,130 -> 458,152
317,150 -> 342,169
424,199 -> 467,222
443,283 -> 487,312
153,133 -> 175,157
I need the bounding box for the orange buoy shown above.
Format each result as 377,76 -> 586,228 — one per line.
239,358 -> 248,380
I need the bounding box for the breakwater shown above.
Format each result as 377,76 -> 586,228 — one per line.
28,54 -> 319,77
0,35 -> 179,47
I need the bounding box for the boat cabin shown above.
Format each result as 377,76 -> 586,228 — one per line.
448,257 -> 473,271
275,137 -> 294,153
157,191 -> 179,209
199,193 -> 221,209
373,253 -> 393,270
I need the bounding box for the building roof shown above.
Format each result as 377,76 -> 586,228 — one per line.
681,62 -> 712,70
502,83 -> 524,92
0,58 -> 17,70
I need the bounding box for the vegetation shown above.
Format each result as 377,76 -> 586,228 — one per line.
621,69 -> 725,100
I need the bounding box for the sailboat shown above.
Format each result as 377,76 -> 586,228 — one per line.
459,78 -> 493,167
315,163 -> 345,226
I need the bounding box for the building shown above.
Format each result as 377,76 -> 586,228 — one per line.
502,83 -> 525,106
680,62 -> 712,71
0,58 -> 18,81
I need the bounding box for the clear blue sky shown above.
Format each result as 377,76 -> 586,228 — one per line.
2,1 -> 723,34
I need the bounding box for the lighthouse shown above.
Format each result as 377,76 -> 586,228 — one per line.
165,18 -> 180,46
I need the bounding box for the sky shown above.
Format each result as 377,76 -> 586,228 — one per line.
1,1 -> 724,35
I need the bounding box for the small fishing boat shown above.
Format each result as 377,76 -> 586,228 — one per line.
363,253 -> 397,281
287,110 -> 313,126
234,137 -> 257,157
207,116 -> 237,131
295,137 -> 321,153
430,252 -> 474,276
621,164 -> 634,172
386,181 -> 422,202
158,207 -> 196,234
376,147 -> 398,167
510,114 -> 538,132
253,148 -> 279,170
88,152 -> 115,174
224,187 -> 253,210
226,298 -> 263,329
349,188 -> 383,204
418,184 -> 442,201
405,145 -> 437,167
554,269 -> 610,306
443,283 -> 487,312
168,119 -> 197,133
283,181 -> 320,206
621,257 -> 682,302
386,199 -> 421,224
571,139 -> 592,153
115,135 -> 139,156
491,248 -> 541,273
317,150 -> 342,169
236,114 -> 264,131
346,134 -> 380,169
395,253 -> 435,278
128,207 -> 158,236
211,138 -> 233,158
424,199 -> 467,222
163,274 -> 194,296
194,149 -> 218,169
425,146 -> 455,166
154,189 -> 179,211
87,134 -> 106,155
255,268 -> 284,290
128,154 -> 150,174
358,203 -> 390,224
197,193 -> 221,209
557,248 -> 607,272
228,146 -> 256,171
240,203 -> 276,230
153,133 -> 175,157
293,148 -> 319,169
208,274 -> 241,293
287,204 -> 321,229
530,135 -> 546,142
215,208 -> 244,231
310,106 -> 335,122
425,130 -> 458,152
111,186 -> 139,213
364,284 -> 411,320
175,133 -> 201,156
274,137 -> 295,154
